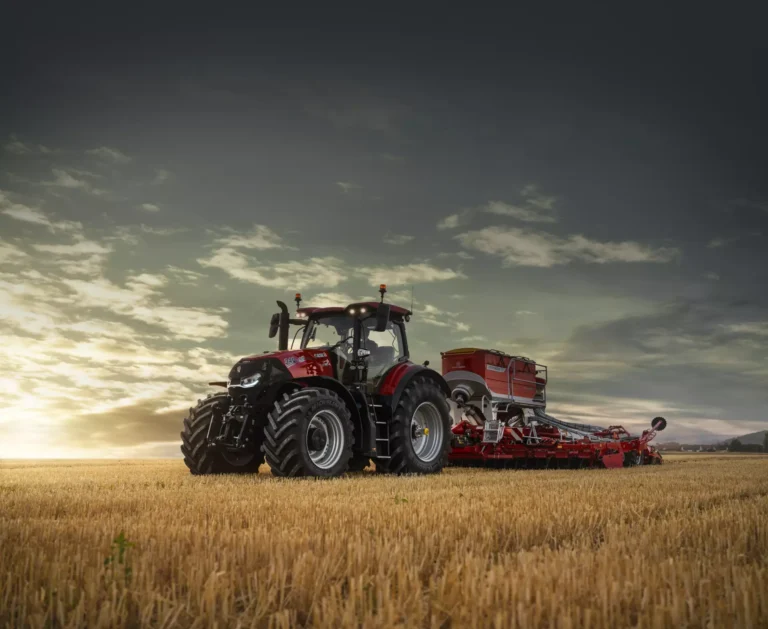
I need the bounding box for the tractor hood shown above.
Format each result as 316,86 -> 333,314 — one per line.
228,348 -> 335,391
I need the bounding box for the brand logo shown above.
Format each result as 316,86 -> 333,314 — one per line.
284,357 -> 297,367
314,353 -> 326,358
487,364 -> 506,373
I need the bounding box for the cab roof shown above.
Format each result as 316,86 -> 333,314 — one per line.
298,301 -> 411,317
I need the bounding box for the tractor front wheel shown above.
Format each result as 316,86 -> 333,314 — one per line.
263,388 -> 354,477
376,377 -> 451,475
181,393 -> 265,475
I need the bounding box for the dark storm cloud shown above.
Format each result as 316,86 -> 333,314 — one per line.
1,5 -> 767,454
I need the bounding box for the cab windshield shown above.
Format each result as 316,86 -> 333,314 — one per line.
300,312 -> 405,385
301,314 -> 352,350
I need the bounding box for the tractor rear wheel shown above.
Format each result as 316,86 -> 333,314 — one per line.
181,393 -> 265,475
375,377 -> 451,475
263,387 -> 354,477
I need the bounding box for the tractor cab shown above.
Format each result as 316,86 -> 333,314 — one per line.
271,285 -> 411,390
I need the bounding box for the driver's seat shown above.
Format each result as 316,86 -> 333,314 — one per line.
367,341 -> 396,375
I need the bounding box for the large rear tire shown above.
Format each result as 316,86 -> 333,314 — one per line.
181,393 -> 265,475
263,388 -> 354,478
375,377 -> 451,475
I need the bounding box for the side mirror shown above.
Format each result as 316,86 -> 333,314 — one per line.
268,313 -> 280,338
374,303 -> 391,332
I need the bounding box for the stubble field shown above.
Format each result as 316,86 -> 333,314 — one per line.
1,454 -> 767,628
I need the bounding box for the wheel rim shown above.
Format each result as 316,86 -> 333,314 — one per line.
410,402 -> 444,463
306,409 -> 345,469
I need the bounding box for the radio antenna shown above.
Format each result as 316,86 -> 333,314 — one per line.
410,285 -> 414,313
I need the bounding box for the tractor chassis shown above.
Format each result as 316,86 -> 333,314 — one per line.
206,403 -> 256,453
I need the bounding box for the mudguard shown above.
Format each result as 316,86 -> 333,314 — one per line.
379,364 -> 452,410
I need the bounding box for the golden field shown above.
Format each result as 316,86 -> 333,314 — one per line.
1,454 -> 767,629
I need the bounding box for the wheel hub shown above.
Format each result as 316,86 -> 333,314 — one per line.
308,427 -> 328,451
306,409 -> 345,470
410,402 -> 444,463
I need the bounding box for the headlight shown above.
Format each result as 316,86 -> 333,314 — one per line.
234,373 -> 262,388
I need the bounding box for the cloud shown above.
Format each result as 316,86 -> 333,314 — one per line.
139,203 -> 161,212
706,232 -> 761,249
437,184 -> 559,231
336,181 -> 361,194
60,275 -> 229,340
306,101 -> 404,134
725,322 -> 768,337
3,134 -> 54,155
86,146 -> 132,164
383,233 -> 415,245
33,239 -> 112,256
0,241 -> 27,265
213,224 -> 287,250
152,169 -> 171,184
704,272 -> 720,281
199,224 -> 346,289
31,236 -> 112,276
46,169 -> 107,196
437,212 -> 464,230
520,184 -> 557,211
543,301 -> 768,436
140,224 -> 187,236
305,292 -> 357,307
460,335 -> 487,342
356,262 -> 467,286
199,249 -> 348,289
0,192 -> 82,232
731,198 -> 768,213
457,226 -> 679,267
516,310 -> 536,315
482,200 -> 556,223
412,303 -> 471,334
0,237 -> 242,457
166,266 -> 206,285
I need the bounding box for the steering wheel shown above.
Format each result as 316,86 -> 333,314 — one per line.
327,335 -> 354,369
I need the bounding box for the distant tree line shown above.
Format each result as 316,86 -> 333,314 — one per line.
727,436 -> 768,453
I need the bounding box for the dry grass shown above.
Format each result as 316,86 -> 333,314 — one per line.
1,454 -> 767,628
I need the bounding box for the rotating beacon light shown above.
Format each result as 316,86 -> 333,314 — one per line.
379,283 -> 387,303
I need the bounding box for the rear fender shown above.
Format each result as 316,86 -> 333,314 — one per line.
382,365 -> 452,410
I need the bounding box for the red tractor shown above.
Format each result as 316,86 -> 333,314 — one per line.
181,286 -> 453,477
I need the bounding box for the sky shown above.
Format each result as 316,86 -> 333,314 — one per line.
1,7 -> 767,457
